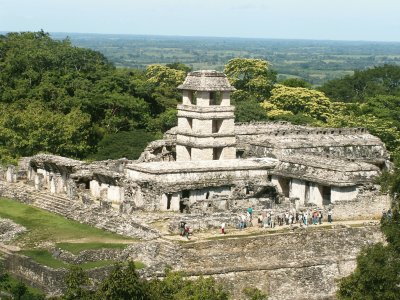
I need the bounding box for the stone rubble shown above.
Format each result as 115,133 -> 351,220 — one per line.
0,218 -> 26,242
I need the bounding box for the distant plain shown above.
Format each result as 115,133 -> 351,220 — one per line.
49,32 -> 400,85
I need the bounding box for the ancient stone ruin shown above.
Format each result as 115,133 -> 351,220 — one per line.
0,70 -> 392,300
2,70 -> 391,219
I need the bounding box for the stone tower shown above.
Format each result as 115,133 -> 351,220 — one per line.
176,70 -> 236,161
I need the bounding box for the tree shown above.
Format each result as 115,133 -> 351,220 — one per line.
87,129 -> 161,161
261,85 -> 332,123
0,261 -> 10,292
224,58 -> 277,101
147,108 -> 178,133
147,269 -> 229,300
95,262 -> 150,300
145,64 -> 186,113
166,62 -> 192,73
280,77 -> 311,88
0,101 -> 92,161
242,287 -> 268,300
337,243 -> 400,300
234,99 -> 269,123
326,112 -> 400,153
337,158 -> 400,300
0,31 -> 165,162
320,64 -> 400,102
63,266 -> 92,300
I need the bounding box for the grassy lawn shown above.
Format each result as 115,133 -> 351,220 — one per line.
21,249 -> 68,268
0,198 -> 135,247
56,242 -> 128,254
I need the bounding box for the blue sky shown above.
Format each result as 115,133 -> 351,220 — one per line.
1,0 -> 400,41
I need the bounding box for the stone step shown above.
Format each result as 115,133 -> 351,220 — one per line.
31,192 -> 72,204
35,199 -> 71,209
33,201 -> 70,212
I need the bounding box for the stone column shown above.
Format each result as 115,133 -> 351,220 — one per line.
66,179 -> 77,199
27,166 -> 37,182
6,166 -> 17,183
309,183 -> 323,207
90,180 -> 101,198
50,174 -> 57,194
34,174 -> 44,191
55,175 -> 65,194
289,179 -> 306,205
271,175 -> 283,193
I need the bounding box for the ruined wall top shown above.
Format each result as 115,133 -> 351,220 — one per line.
126,157 -> 277,175
235,121 -> 369,136
177,70 -> 236,91
273,154 -> 381,186
29,154 -> 83,169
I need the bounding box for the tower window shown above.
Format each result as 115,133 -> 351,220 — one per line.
212,119 -> 223,133
187,118 -> 193,129
166,194 -> 172,210
209,91 -> 222,105
188,91 -> 197,105
213,148 -> 223,160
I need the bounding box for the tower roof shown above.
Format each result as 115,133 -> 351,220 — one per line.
178,70 -> 236,91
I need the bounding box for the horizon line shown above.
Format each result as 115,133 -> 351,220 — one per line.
2,30 -> 400,44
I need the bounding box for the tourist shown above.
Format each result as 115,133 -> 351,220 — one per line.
241,213 -> 247,229
257,214 -> 263,227
270,211 -> 275,228
263,215 -> 269,228
328,209 -> 333,223
304,212 -> 308,226
318,210 -> 323,225
247,207 -> 253,221
221,222 -> 226,234
312,210 -> 318,225
179,221 -> 186,236
184,224 -> 190,239
285,211 -> 289,225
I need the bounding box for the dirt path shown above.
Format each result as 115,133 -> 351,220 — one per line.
162,218 -> 380,242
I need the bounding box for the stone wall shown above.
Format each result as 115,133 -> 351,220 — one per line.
4,253 -> 116,296
331,192 -> 390,220
176,225 -> 384,300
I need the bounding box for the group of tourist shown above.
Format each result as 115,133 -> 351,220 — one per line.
236,207 -> 334,231
179,207 -> 335,238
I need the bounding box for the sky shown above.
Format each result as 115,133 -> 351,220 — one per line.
1,0 -> 400,42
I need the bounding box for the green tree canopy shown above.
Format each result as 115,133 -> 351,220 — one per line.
320,64 -> 400,102
224,58 -> 277,101
261,84 -> 332,123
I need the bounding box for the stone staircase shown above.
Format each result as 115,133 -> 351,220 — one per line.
31,191 -> 73,216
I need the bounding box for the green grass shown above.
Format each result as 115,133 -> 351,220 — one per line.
21,249 -> 68,269
56,242 -> 128,254
0,198 -> 134,246
5,275 -> 45,296
80,260 -> 120,270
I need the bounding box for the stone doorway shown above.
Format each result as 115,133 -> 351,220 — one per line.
322,186 -> 331,205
